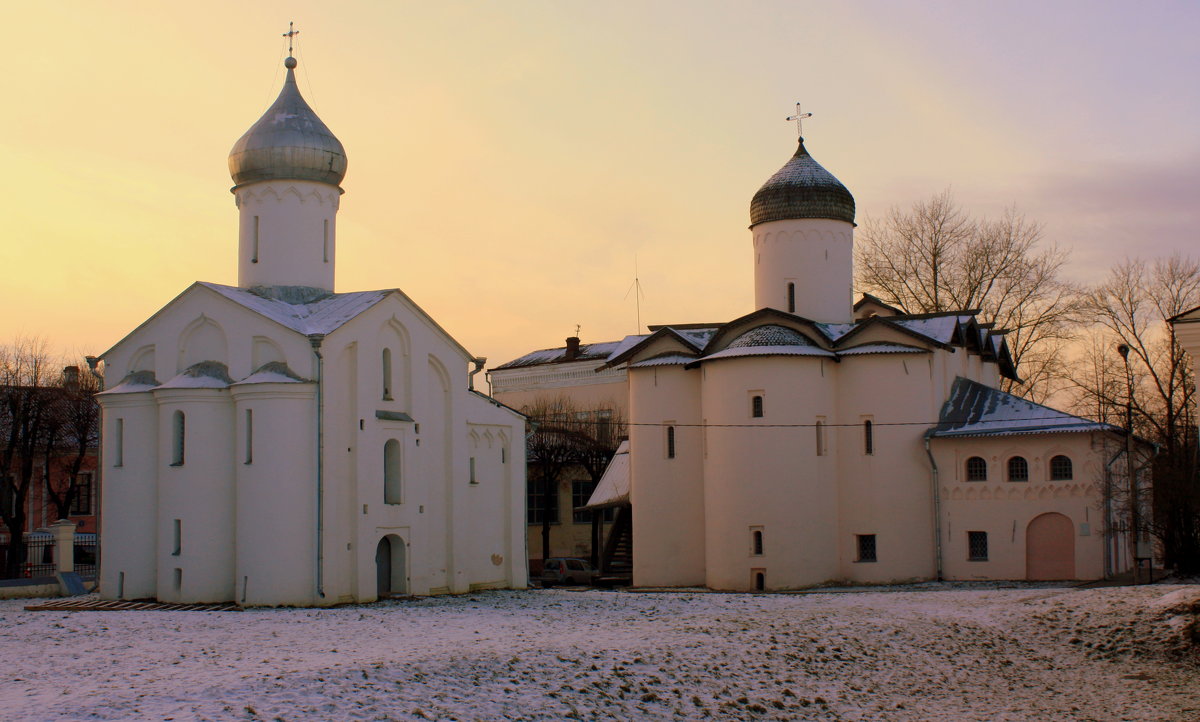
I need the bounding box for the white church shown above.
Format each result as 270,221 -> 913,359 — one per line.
96,53 -> 528,606
492,129 -> 1148,590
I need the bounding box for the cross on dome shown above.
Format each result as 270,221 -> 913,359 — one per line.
282,21 -> 300,57
786,102 -> 812,138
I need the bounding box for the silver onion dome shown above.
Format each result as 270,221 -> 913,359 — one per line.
228,56 -> 347,189
749,138 -> 855,227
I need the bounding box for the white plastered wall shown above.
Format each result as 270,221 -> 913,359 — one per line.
235,181 -> 340,292
752,217 -> 854,323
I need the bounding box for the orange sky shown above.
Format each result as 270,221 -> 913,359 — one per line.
2,2 -> 1197,370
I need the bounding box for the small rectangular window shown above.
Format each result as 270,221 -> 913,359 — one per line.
469,457 -> 477,484
863,419 -> 873,455
815,419 -> 826,456
787,282 -> 796,313
114,418 -> 124,467
323,219 -> 330,263
501,446 -> 507,464
751,395 -> 764,418
857,534 -> 877,562
968,531 -> 988,561
173,567 -> 182,591
750,527 -> 764,556
172,519 -> 182,556
666,425 -> 676,459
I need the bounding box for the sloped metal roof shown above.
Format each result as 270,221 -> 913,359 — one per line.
200,282 -> 392,336
928,377 -> 1118,438
492,339 -> 627,370
580,440 -> 630,510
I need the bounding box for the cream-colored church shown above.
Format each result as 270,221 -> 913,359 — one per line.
96,53 -> 527,606
493,132 -> 1144,590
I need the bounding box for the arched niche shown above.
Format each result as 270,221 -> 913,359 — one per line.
178,315 -> 228,371
379,318 -> 412,409
130,345 -> 156,376
251,336 -> 286,370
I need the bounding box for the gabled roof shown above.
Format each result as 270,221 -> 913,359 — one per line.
200,283 -> 391,336
493,339 -> 628,370
928,377 -> 1119,438
103,282 -> 475,362
853,293 -> 905,317
598,326 -> 716,370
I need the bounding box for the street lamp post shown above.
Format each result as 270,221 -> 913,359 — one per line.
1116,343 -> 1139,583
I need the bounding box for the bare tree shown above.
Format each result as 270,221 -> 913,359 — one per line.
0,338 -> 58,578
1070,255 -> 1200,573
525,397 -> 580,566
855,190 -> 1081,401
43,363 -> 101,521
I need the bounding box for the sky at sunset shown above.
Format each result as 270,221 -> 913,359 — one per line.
2,2 -> 1198,372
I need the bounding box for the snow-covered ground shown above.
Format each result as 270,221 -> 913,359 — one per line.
2,584 -> 1197,721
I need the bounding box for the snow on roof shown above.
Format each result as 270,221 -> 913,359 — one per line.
580,440 -> 629,510
837,343 -> 929,356
156,361 -> 235,390
815,323 -> 856,342
702,344 -> 837,362
232,361 -> 309,385
629,353 -> 696,368
492,340 -> 627,370
891,316 -> 968,345
674,328 -> 718,349
604,334 -> 651,362
200,282 -> 393,337
928,377 -> 1119,438
95,370 -> 160,396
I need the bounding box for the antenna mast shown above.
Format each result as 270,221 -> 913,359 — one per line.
624,256 -> 645,333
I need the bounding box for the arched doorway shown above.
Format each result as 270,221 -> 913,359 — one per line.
375,535 -> 408,598
1026,513 -> 1075,580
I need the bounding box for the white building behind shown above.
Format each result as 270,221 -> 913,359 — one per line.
97,53 -> 527,606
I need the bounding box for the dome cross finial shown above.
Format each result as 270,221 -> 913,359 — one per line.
786,102 -> 812,139
282,21 -> 300,57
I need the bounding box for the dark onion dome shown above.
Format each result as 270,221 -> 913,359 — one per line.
228,56 -> 347,189
749,138 -> 855,227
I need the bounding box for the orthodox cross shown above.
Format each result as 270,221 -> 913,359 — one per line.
786,102 -> 812,138
283,22 -> 300,56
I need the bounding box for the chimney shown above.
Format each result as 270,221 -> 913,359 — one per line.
62,366 -> 80,388
564,337 -> 581,361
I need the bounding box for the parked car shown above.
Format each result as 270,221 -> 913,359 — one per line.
540,557 -> 599,587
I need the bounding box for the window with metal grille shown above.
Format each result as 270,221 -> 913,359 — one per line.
1049,455 -> 1073,480
965,456 -> 987,481
857,534 -> 877,562
527,477 -> 559,524
751,395 -> 764,418
968,531 -> 988,561
1007,456 -> 1028,482
864,420 -> 873,455
666,425 -> 676,459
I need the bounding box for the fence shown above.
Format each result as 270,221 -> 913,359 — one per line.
0,531 -> 99,580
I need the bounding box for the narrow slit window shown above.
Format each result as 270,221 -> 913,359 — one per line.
382,348 -> 393,400
251,215 -> 259,263
244,409 -> 254,465
171,410 -> 185,466
172,519 -> 181,556
114,418 -> 124,467
787,282 -> 796,313
754,571 -> 765,591
323,219 -> 330,263
815,420 -> 825,456
751,395 -> 764,418
864,420 -> 873,455
469,456 -> 477,484
666,425 -> 676,459
384,439 -> 402,504
173,568 -> 182,591
752,529 -> 764,556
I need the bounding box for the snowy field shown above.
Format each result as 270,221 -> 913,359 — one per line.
2,584 -> 1198,721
